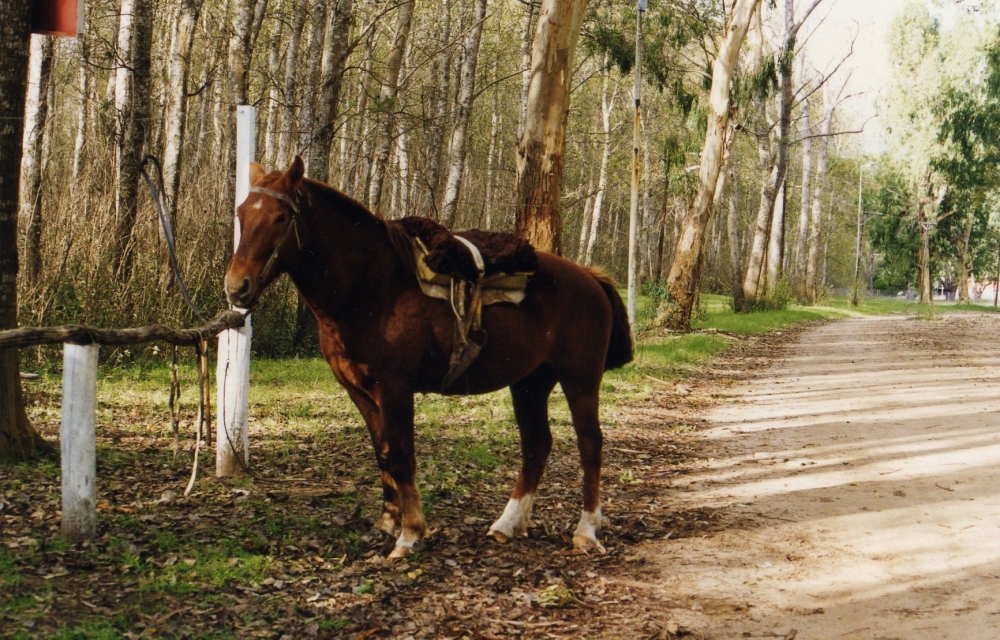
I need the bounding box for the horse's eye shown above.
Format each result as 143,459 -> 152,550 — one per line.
275,213 -> 288,224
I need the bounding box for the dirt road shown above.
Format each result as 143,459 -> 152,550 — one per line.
650,314 -> 1000,639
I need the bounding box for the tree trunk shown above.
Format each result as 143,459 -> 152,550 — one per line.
918,216 -> 932,304
516,0 -> 536,143
917,179 -> 946,304
162,0 -> 205,227
113,0 -> 135,125
277,0 -> 308,167
655,176 -> 669,280
72,2 -> 93,184
765,180 -> 786,296
0,0 -> 52,462
425,0 -> 452,212
20,34 -> 54,287
114,0 -> 154,284
514,0 -> 588,255
230,0 -> 258,106
584,62 -> 616,266
264,4 -> 284,166
298,0 -> 327,172
441,0 -> 488,226
663,0 -> 761,330
576,174 -> 594,263
343,34 -> 373,195
308,0 -> 353,183
795,68 -> 812,301
741,0 -> 817,309
806,79 -> 844,303
367,0 -> 414,213
483,75 -> 500,230
727,163 -> 744,310
958,210 -> 974,304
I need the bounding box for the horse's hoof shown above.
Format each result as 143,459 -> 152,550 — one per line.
388,544 -> 413,559
487,528 -> 512,544
572,535 -> 606,554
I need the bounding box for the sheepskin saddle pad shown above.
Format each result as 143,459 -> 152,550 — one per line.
396,216 -> 537,305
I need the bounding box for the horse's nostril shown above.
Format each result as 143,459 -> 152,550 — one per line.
238,278 -> 251,295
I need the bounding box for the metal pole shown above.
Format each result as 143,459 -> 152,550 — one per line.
627,1 -> 645,326
851,163 -> 866,307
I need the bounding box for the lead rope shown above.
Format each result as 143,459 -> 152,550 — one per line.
184,337 -> 210,497
139,156 -> 208,323
169,345 -> 180,463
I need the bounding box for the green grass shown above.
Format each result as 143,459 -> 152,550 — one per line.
636,334 -> 732,368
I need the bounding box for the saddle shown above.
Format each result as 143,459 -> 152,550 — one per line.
395,217 -> 537,389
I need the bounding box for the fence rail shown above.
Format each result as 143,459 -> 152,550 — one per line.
2,309 -> 248,542
0,310 -> 246,349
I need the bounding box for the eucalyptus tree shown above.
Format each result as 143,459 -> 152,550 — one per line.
663,0 -> 761,330
114,0 -> 154,284
514,0 -> 589,253
161,0 -> 206,227
932,29 -> 1000,302
0,0 -> 51,461
740,0 -> 826,309
20,35 -> 55,287
368,0 -> 415,212
880,4 -> 996,303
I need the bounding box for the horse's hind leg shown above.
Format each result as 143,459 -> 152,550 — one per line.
561,372 -> 605,552
488,366 -> 557,542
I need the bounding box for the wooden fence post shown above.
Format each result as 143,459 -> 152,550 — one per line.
61,343 -> 98,541
216,105 -> 255,476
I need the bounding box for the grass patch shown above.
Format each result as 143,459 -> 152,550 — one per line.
636,334 -> 732,368
694,307 -> 833,334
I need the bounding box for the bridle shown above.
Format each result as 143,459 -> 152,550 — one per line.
249,185 -> 304,284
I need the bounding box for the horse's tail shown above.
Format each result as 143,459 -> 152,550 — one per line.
587,268 -> 634,371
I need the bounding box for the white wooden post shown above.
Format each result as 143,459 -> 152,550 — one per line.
216,105 -> 255,476
61,343 -> 98,541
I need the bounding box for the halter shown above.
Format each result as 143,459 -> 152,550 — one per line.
249,185 -> 304,284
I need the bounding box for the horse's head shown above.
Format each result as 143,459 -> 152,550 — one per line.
225,157 -> 305,308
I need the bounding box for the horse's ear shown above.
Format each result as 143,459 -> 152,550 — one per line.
285,156 -> 305,188
249,162 -> 266,186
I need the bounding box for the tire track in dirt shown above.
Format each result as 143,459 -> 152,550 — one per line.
646,313 -> 1000,639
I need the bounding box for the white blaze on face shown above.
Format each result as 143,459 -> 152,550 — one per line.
489,493 -> 535,538
252,200 -> 263,210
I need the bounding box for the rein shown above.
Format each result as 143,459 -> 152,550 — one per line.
249,185 -> 304,284
140,156 -> 207,322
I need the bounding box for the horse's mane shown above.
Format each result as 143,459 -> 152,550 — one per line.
297,176 -> 418,275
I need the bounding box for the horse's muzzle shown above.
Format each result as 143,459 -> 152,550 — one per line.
224,272 -> 255,308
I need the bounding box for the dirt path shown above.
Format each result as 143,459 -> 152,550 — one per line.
648,313 -> 1000,639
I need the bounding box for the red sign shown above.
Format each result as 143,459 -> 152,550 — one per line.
31,0 -> 83,37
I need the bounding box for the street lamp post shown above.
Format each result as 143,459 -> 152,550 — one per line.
852,162 -> 876,307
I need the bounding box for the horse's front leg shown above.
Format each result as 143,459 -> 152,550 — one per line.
343,386 -> 403,538
374,380 -> 426,559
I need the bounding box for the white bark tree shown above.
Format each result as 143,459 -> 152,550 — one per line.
441,0 -> 488,225
162,0 -> 206,227
663,0 -> 762,330
584,61 -> 617,266
367,0 -> 414,213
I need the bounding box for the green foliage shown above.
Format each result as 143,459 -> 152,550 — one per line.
582,0 -> 722,102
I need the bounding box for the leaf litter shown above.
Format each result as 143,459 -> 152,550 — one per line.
0,330 -> 794,639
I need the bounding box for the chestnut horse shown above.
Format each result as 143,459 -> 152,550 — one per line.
225,158 -> 633,558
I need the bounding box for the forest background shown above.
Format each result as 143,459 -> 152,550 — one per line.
11,0 -> 1000,359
